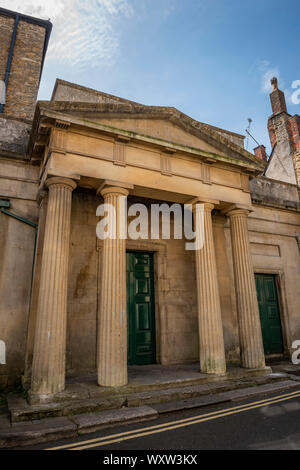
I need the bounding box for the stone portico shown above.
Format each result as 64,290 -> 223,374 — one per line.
1,8 -> 300,405
24,83 -> 269,400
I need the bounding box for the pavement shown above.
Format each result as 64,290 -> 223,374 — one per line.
0,361 -> 300,449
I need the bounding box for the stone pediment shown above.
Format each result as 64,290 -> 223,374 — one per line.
32,94 -> 265,172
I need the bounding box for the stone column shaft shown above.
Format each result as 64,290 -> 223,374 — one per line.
31,177 -> 76,396
228,208 -> 265,369
194,203 -> 226,375
24,191 -> 48,387
98,187 -> 128,387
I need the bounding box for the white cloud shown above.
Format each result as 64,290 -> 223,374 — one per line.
261,64 -> 280,94
0,0 -> 133,70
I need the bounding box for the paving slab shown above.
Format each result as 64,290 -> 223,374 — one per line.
0,416 -> 77,449
72,406 -> 158,435
227,380 -> 300,401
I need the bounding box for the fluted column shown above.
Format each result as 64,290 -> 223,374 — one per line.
31,177 -> 77,396
24,190 -> 48,387
194,202 -> 226,375
227,207 -> 265,369
98,186 -> 129,387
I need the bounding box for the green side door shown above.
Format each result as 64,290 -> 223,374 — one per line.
127,252 -> 156,365
255,274 -> 284,355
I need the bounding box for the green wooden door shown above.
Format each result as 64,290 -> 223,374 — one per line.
255,274 -> 283,355
127,252 -> 156,365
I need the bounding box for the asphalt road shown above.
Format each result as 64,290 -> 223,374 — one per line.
21,389 -> 300,451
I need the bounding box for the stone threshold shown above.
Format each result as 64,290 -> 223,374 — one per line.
1,375 -> 300,449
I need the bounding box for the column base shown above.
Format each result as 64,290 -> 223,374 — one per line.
27,391 -> 57,406
240,365 -> 272,375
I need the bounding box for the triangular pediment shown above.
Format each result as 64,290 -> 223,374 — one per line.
33,83 -> 266,172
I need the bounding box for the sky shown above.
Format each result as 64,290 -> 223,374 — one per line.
1,0 -> 300,154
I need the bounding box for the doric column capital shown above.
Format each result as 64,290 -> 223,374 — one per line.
188,197 -> 219,209
224,204 -> 253,218
46,177 -> 77,192
188,199 -> 219,216
201,202 -> 215,213
100,186 -> 129,199
97,179 -> 133,198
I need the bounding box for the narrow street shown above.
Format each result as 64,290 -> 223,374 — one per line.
22,388 -> 300,451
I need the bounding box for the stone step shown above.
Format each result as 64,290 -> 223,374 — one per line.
8,373 -> 291,423
153,379 -> 300,414
27,366 -> 273,406
0,406 -> 158,449
2,379 -> 300,449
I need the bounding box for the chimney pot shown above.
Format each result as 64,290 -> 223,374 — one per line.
271,77 -> 278,91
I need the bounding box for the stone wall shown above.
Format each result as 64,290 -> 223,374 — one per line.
248,205 -> 300,355
250,176 -> 300,210
0,158 -> 39,389
0,117 -> 31,158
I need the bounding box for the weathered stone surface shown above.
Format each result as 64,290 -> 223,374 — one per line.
0,117 -> 31,157
153,379 -> 300,414
251,176 -> 300,210
0,417 -> 77,449
227,380 -> 300,401
72,406 -> 158,435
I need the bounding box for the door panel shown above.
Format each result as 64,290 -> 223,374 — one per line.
127,252 -> 156,365
255,274 -> 283,355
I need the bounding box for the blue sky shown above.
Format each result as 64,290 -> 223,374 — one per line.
2,0 -> 300,154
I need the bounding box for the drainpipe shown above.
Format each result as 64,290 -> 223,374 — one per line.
0,14 -> 20,113
0,199 -> 38,298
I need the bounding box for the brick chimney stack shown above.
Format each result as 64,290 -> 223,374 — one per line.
270,77 -> 287,115
254,145 -> 267,162
267,78 -> 290,151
